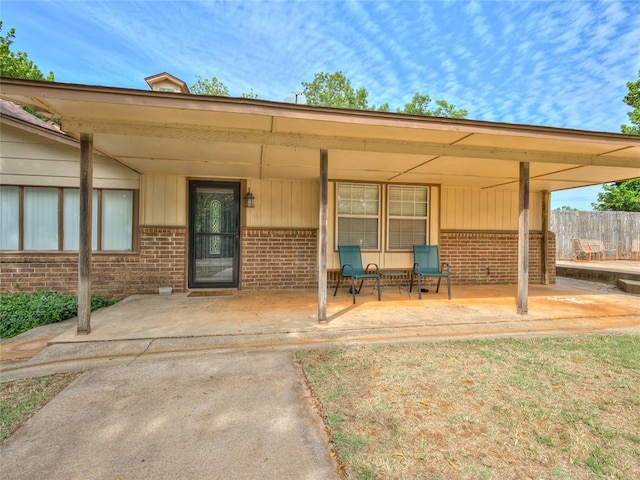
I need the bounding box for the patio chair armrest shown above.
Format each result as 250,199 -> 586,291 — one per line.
441,262 -> 451,274
413,262 -> 421,273
587,241 -> 602,251
365,262 -> 379,274
340,263 -> 354,276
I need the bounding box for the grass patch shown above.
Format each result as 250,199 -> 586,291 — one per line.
0,290 -> 117,338
1,372 -> 80,442
296,334 -> 640,479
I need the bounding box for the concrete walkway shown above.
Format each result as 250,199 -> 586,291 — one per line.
3,278 -> 640,379
1,350 -> 338,480
1,277 -> 639,479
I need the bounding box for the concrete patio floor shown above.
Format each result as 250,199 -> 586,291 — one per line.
556,259 -> 640,273
2,270 -> 638,480
3,275 -> 639,380
55,279 -> 640,343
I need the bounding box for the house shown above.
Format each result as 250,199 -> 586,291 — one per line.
2,74 -> 639,325
1,98 -> 139,298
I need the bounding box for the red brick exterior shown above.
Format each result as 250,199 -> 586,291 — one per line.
0,226 -> 186,299
241,228 -> 318,289
439,230 -> 556,284
1,227 -> 555,297
327,231 -> 556,287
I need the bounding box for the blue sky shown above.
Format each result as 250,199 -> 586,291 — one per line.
3,0 -> 639,209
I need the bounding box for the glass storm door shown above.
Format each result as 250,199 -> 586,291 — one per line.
189,181 -> 240,288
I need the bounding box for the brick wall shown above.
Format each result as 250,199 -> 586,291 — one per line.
1,227 -> 554,296
0,226 -> 186,299
326,231 -> 556,287
439,230 -> 556,285
241,228 -> 318,289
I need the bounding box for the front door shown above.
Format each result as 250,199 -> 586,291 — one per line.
188,181 -> 240,288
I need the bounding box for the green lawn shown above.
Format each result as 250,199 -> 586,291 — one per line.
297,334 -> 640,480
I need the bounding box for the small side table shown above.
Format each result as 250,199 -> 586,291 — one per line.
379,270 -> 411,297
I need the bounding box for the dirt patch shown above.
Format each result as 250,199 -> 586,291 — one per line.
0,338 -> 49,362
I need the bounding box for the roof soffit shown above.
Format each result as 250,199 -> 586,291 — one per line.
62,116 -> 640,169
2,78 -> 639,188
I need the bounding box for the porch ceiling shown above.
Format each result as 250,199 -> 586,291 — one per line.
2,78 -> 639,191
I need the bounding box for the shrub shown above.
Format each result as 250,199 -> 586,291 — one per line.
0,290 -> 117,338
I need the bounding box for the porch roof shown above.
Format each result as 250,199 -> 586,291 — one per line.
2,77 -> 639,191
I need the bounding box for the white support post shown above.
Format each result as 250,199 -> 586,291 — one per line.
318,149 -> 328,323
78,133 -> 93,334
541,190 -> 550,285
517,161 -> 530,315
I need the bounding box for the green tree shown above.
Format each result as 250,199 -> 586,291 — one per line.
399,92 -> 468,118
190,75 -> 230,96
554,205 -> 579,212
301,71 -> 467,118
0,22 -> 54,80
621,69 -> 639,135
191,75 -> 258,98
302,71 -> 370,109
592,179 -> 640,212
241,88 -> 258,99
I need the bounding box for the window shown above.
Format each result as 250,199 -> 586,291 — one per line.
0,186 -> 136,252
102,190 -> 133,250
63,189 -> 98,250
0,186 -> 19,250
24,187 -> 58,250
336,183 -> 380,249
387,185 -> 429,250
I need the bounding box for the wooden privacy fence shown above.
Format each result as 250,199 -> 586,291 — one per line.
551,211 -> 640,260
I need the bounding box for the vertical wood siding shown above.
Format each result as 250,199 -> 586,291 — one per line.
550,211 -> 640,259
441,187 -> 542,230
140,175 -> 187,226
1,124 -> 139,189
245,179 -> 319,228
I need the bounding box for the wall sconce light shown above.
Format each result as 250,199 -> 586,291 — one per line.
244,188 -> 255,208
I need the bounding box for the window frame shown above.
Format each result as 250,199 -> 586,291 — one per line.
335,182 -> 381,251
386,184 -> 430,252
0,185 -> 138,253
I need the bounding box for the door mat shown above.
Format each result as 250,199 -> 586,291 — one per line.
188,290 -> 234,297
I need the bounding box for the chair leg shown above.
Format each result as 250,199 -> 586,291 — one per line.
333,276 -> 341,297
409,272 -> 414,294
436,277 -> 441,293
376,276 -> 381,301
446,276 -> 451,300
356,278 -> 365,294
417,274 -> 422,300
350,277 -> 356,304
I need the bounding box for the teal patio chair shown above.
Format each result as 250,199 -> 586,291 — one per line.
410,245 -> 451,299
333,245 -> 381,304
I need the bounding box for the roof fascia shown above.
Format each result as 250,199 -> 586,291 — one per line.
0,113 -> 78,148
2,77 -> 640,146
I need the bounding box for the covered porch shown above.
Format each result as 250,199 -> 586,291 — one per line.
15,279 -> 640,352
2,273 -> 639,373
1,77 -> 639,333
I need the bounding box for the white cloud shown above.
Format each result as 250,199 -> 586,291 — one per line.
3,0 -> 638,131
